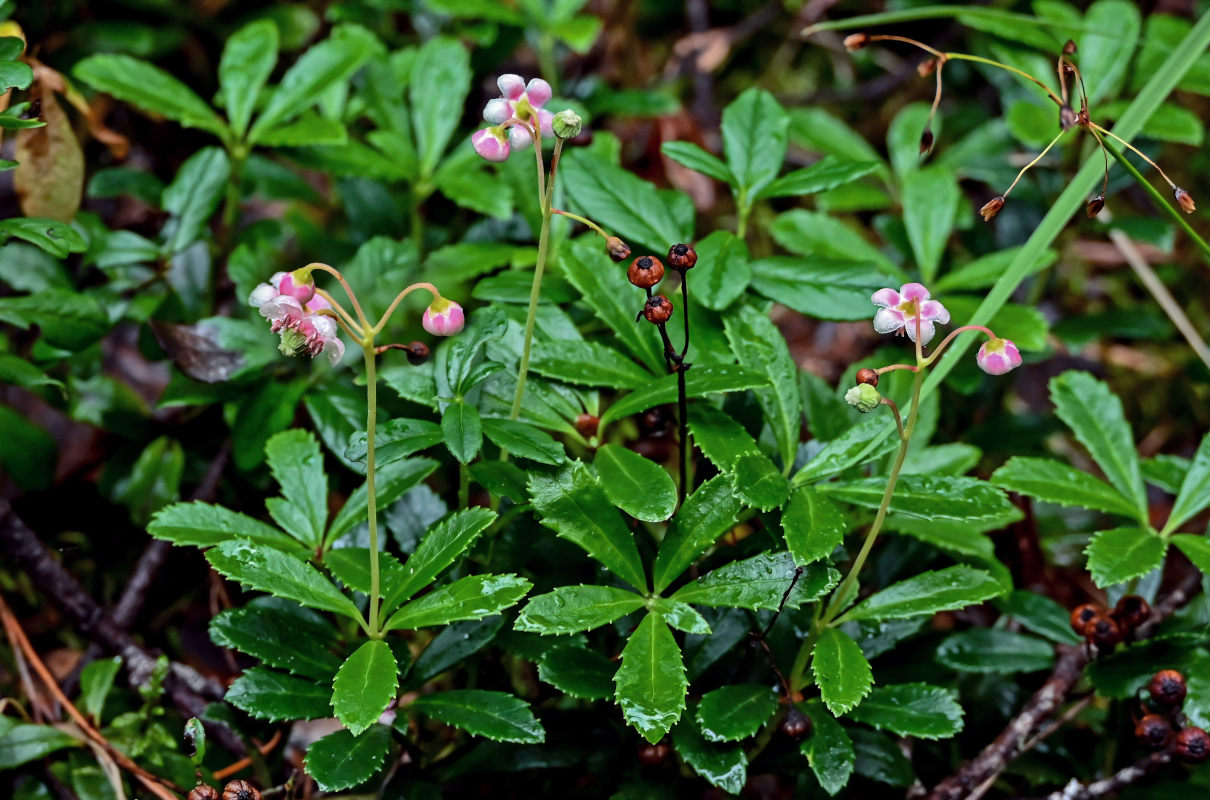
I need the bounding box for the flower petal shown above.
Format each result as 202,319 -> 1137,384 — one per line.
326,337 -> 345,365
537,108 -> 554,139
249,283 -> 278,307
472,128 -> 510,162
899,282 -> 931,302
873,307 -> 904,334
920,300 -> 950,324
483,98 -> 511,124
497,74 -> 525,100
907,319 -> 936,345
525,78 -> 552,108
507,124 -> 533,150
871,287 -> 900,308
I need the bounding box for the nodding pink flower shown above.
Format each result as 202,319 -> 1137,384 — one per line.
297,314 -> 345,364
277,271 -> 315,304
258,294 -> 306,332
250,274 -> 343,364
871,282 -> 950,345
472,127 -> 511,163
422,299 -> 465,336
976,337 -> 1022,375
471,74 -> 555,161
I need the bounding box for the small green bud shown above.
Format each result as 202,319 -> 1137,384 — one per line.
844,383 -> 882,413
278,327 -> 307,357
552,109 -> 583,140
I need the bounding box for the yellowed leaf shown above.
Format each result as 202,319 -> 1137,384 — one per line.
14,80 -> 84,221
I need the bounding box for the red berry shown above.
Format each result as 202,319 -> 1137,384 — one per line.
667,243 -> 697,270
642,295 -> 673,325
1149,670 -> 1188,708
1135,714 -> 1174,750
627,256 -> 664,288
1070,603 -> 1103,636
1176,727 -> 1209,764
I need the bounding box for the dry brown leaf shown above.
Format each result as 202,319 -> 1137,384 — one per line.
14,78 -> 84,221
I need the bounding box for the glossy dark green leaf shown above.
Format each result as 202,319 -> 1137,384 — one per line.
562,149 -> 691,253
410,690 -> 543,743
79,657 -> 121,722
614,612 -> 688,744
802,703 -> 854,795
792,415 -> 896,484
383,574 -> 531,631
759,157 -> 879,199
673,709 -> 748,793
991,456 -> 1139,518
326,457 -> 439,544
1172,534 -> 1210,574
1085,527 -> 1167,588
730,452 -> 790,511
225,666 -> 332,722
409,37 -> 470,176
210,600 -> 341,680
161,147 -> 231,253
595,443 -> 677,522
345,419 -> 442,467
998,590 -> 1082,645
304,724 -> 390,792
749,255 -> 886,321
0,723 -> 79,768
695,685 -> 778,742
851,728 -> 914,788
813,628 -> 873,716
691,230 -> 751,311
111,436 -> 183,526
538,645 -> 616,699
934,246 -> 1057,293
442,402 -> 483,464
0,219 -> 86,259
73,54 -> 227,135
782,486 -> 847,566
0,289 -> 106,350
721,88 -> 788,199
847,683 -> 963,739
1080,0 -> 1141,105
332,640 -> 399,736
265,429 -> 328,548
409,616 -> 505,687
653,476 -> 743,592
1087,634 -> 1208,698
481,417 -> 565,465
218,19 -> 279,137
148,501 -> 306,554
1166,433 -> 1210,534
935,629 -> 1054,673
688,403 -> 760,470
515,585 -> 644,635
840,566 -> 1003,623
649,598 -> 711,635
599,364 -> 769,427
820,475 -> 1017,525
673,552 -> 838,611
902,166 -> 959,283
660,141 -> 734,184
528,339 -> 653,389
385,507 -> 497,611
725,307 -> 802,470
206,540 -> 362,620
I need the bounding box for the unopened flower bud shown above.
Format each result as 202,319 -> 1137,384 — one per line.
919,128 -> 934,155
1063,39 -> 1077,55
1175,187 -> 1196,214
979,196 -> 1004,222
667,243 -> 697,270
279,269 -> 316,304
628,255 -> 665,289
607,236 -> 631,262
856,368 -> 879,387
552,109 -> 583,140
1134,714 -> 1173,751
422,298 -> 465,336
642,295 -> 674,325
1070,603 -> 1103,636
1176,727 -> 1209,764
844,383 -> 882,413
843,33 -> 870,51
1149,669 -> 1187,708
1112,594 -> 1150,630
976,337 -> 1022,376
1087,195 -> 1105,217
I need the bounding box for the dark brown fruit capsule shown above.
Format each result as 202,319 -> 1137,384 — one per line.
638,743 -> 671,765
780,708 -> 812,740
189,788 -> 220,800
917,58 -> 938,77
919,128 -> 934,155
1063,39 -> 1078,55
1175,187 -> 1196,214
628,255 -> 665,288
843,33 -> 870,51
1087,195 -> 1105,218
405,341 -> 430,365
1149,670 -> 1188,708
574,413 -> 599,438
642,295 -> 674,325
223,781 -> 262,800
667,243 -> 697,270
1060,104 -> 1078,131
607,236 -> 631,262
1086,614 -> 1122,649
1135,714 -> 1173,751
1070,603 -> 1103,636
979,196 -> 1005,222
1176,727 -> 1209,764
1113,595 -> 1150,631
856,368 -> 879,387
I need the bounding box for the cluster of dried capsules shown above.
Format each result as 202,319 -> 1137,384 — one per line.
1134,669 -> 1208,764
1069,594 -> 1150,650
618,244 -> 697,331
188,780 -> 261,800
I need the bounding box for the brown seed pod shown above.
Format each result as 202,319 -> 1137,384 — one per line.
1086,613 -> 1122,649
628,255 -> 665,288
1149,669 -> 1188,708
917,58 -> 938,77
979,196 -> 1005,223
855,368 -> 879,387
642,295 -> 674,325
1087,195 -> 1105,218
1113,594 -> 1150,631
574,413 -> 599,438
1176,727 -> 1209,764
189,788 -> 221,800
1060,104 -> 1078,131
1070,603 -> 1103,636
919,128 -> 934,156
607,236 -> 631,262
780,708 -> 812,740
667,243 -> 697,270
1063,39 -> 1078,55
405,341 -> 430,365
843,33 -> 870,51
638,743 -> 671,765
1134,714 -> 1174,751
1175,187 -> 1196,214
223,781 -> 262,800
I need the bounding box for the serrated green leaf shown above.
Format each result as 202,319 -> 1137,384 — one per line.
599,364 -> 769,427
998,590 -> 1083,645
207,540 -> 362,620
1085,527 -> 1167,588
935,629 -> 1054,673
528,339 -> 653,389
538,645 -> 615,699
820,475 -> 1017,524
649,597 -> 711,635
481,417 -> 565,465
758,157 -> 879,199
162,146 -> 231,253
672,552 -> 839,611
792,415 -> 896,485
384,507 -> 497,611
210,601 -> 341,680
265,429 -> 328,548
802,703 -> 855,795
614,612 -> 688,744
660,141 -> 734,185
148,501 -> 307,554
73,54 -> 227,135
409,37 -> 470,177
304,725 -> 390,792
851,728 -> 914,788
332,640 -> 398,736
653,476 -> 743,593
1087,633 -> 1209,698
991,456 -> 1139,518
441,402 -> 482,464
696,685 -> 778,742
383,574 -> 530,631
782,486 -> 848,566
326,458 -> 439,544
725,307 -> 802,470
730,452 -> 790,511
902,166 -> 959,283
345,419 -> 442,467
563,149 -> 691,253
1172,534 -> 1210,573
673,709 -> 748,793
1165,433 -> 1210,534
691,230 -> 750,311
722,88 -> 788,200
688,403 -> 760,470
847,683 -> 963,739
409,690 -> 543,743
813,628 -> 873,716
226,666 -> 332,722
595,444 -> 677,522
0,220 -> 87,260
515,585 -> 644,635
750,255 -> 886,320
840,566 -> 1003,623
219,19 -> 279,138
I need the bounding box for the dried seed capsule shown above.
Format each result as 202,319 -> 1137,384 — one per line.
1149,670 -> 1188,708
627,255 -> 664,288
574,413 -> 599,438
1135,714 -> 1173,751
223,781 -> 262,800
979,196 -> 1005,222
1175,187 -> 1196,214
1060,104 -> 1078,130
607,236 -> 631,262
919,128 -> 934,156
856,368 -> 879,387
843,33 -> 870,51
1113,594 -> 1150,631
1086,613 -> 1122,649
638,743 -> 671,765
1087,195 -> 1105,218
1070,603 -> 1103,635
917,58 -> 938,77
1176,727 -> 1209,764
405,341 -> 430,365
780,708 -> 812,740
642,295 -> 674,325
667,243 -> 697,270
1063,39 -> 1078,55
189,788 -> 220,800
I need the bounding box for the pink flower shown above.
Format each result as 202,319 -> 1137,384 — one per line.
471,74 -> 555,161
976,337 -> 1021,375
249,274 -> 343,364
298,314 -> 345,364
472,127 -> 510,162
277,271 -> 315,304
871,282 -> 950,345
422,299 -> 465,336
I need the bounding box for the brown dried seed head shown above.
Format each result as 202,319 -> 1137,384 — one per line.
643,295 -> 674,325
1086,195 -> 1105,218
1176,727 -> 1209,764
979,196 -> 1005,223
1060,104 -> 1078,131
919,128 -> 934,155
405,341 -> 430,365
1070,603 -> 1103,635
223,781 -> 262,800
1134,714 -> 1173,751
1086,613 -> 1121,648
843,33 -> 870,51
667,243 -> 697,270
917,58 -> 938,77
606,236 -> 632,262
189,788 -> 220,800
1149,669 -> 1188,708
1175,187 -> 1196,214
627,255 -> 665,288
856,368 -> 879,387
1112,594 -> 1150,630
1063,39 -> 1078,55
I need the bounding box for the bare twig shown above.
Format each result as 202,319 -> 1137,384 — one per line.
1032,751 -> 1172,800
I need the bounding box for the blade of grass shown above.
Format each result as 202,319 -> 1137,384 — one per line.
1101,141 -> 1210,264
802,6 -> 1114,38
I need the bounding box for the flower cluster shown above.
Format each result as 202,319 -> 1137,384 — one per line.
249,270 -> 344,364
471,74 -> 555,163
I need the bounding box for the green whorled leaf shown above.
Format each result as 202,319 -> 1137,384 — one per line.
409,690 -> 544,744
481,417 -> 565,465
696,685 -> 778,742
819,475 -> 1017,525
901,166 -> 959,283
769,209 -> 896,273
653,476 -> 743,593
887,102 -> 934,179
1080,0 -> 1142,105
441,402 -> 483,464
79,657 -> 121,722
562,149 -> 691,253
599,364 -> 769,427
594,444 -> 677,522
0,723 -> 80,768
0,289 -> 106,350
847,683 -> 964,739
1166,433 -> 1210,534
73,54 -> 227,135
254,113 -> 348,147
206,540 -> 362,620
789,107 -> 884,163
0,218 -> 87,259
935,629 -> 1054,674
998,590 -> 1083,645
225,666 -> 333,722
730,452 -> 790,512
758,157 -> 880,199
409,37 -> 470,176
812,628 -> 873,716
1085,527 -> 1168,588
660,140 -> 734,184
724,307 -> 802,470
902,443 -> 982,477
802,703 -> 855,796
793,415 -> 896,484
0,353 -> 62,391
851,728 -> 914,788
332,640 -> 399,736
749,255 -> 887,321
326,457 -> 439,545
304,725 -> 390,793
384,507 -> 497,612
383,574 -> 531,631
527,462 -> 648,591
538,645 -> 616,699
672,552 -> 839,611
782,486 -> 848,566
721,88 -> 788,200
218,19 -> 279,137
209,601 -> 341,680
991,456 -> 1139,518
673,709 -> 748,794
249,24 -> 378,142
649,598 -> 712,635
1050,371 -> 1146,521
265,429 -> 328,548
408,617 -> 505,687
691,230 -> 751,311
515,585 -> 644,635
345,419 -> 442,467
148,501 -> 307,554
934,246 -> 1057,293
112,436 -> 183,526
1172,534 -> 1210,574
528,339 -> 653,389
688,403 -> 760,470
614,612 -> 688,744
161,146 -> 231,254
840,566 -> 1004,623
1087,633 -> 1209,698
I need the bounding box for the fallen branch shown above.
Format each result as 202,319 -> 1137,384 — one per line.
1033,752 -> 1172,800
